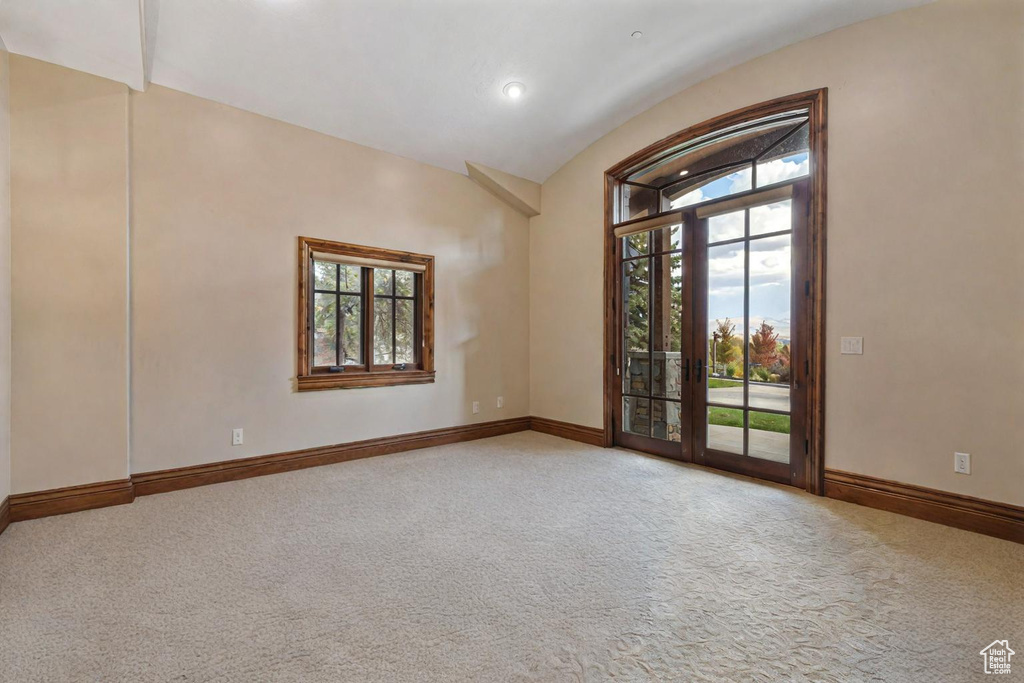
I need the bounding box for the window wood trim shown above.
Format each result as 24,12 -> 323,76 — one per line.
297,236 -> 435,391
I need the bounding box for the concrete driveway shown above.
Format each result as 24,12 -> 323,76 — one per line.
708,380 -> 789,412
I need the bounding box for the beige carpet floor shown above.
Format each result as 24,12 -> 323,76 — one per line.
0,431 -> 1021,682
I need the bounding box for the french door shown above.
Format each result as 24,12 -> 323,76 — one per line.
614,180 -> 810,487
614,212 -> 694,459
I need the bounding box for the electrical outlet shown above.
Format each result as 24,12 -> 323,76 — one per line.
841,337 -> 864,355
472,401 -> 480,415
954,452 -> 970,475
232,428 -> 243,446
497,396 -> 504,409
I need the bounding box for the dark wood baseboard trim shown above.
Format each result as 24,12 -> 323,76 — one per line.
0,418 -> 602,535
824,469 -> 1024,544
530,417 -> 605,447
2,418 -> 533,525
8,479 -> 135,523
134,417 -> 532,497
0,496 -> 9,537
3,431 -> 1020,550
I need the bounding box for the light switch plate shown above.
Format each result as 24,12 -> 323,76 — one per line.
472,401 -> 480,415
954,452 -> 971,475
232,428 -> 243,446
841,337 -> 864,355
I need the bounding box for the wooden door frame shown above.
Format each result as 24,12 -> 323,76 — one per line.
602,89 -> 828,495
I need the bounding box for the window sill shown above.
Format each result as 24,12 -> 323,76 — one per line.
296,370 -> 436,392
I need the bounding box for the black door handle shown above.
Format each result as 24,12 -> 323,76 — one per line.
695,358 -> 703,382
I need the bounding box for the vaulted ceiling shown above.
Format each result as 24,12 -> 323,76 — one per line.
0,0 -> 929,182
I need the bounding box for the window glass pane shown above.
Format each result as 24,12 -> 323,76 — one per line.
668,165 -> 752,209
757,153 -> 809,187
624,352 -> 650,397
394,269 -> 414,297
750,200 -> 792,237
764,121 -> 808,160
338,295 -> 362,364
707,407 -> 744,454
623,397 -> 650,437
374,269 -> 393,296
313,293 -> 337,367
313,261 -> 336,291
339,265 -> 362,292
623,258 -> 650,395
623,232 -> 647,258
373,298 -> 393,364
649,224 -> 682,252
623,259 -> 650,352
627,116 -> 807,187
707,375 -> 744,407
707,243 -> 745,405
756,122 -> 809,188
708,209 -> 744,244
652,253 -> 683,399
395,299 -> 415,364
748,411 -> 790,463
652,400 -> 681,443
620,183 -> 659,223
749,233 -> 792,411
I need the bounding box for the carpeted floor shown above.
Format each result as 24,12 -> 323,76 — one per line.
0,431 -> 1021,682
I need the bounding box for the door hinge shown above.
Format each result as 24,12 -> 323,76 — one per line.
804,359 -> 810,376
804,280 -> 811,296
805,439 -> 809,454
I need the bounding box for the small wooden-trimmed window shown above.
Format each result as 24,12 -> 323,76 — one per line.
297,237 -> 434,390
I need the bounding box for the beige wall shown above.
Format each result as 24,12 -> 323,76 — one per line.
0,52 -> 10,503
6,0 -> 1021,508
6,57 -> 528,488
128,85 -> 529,473
530,0 -> 1024,506
10,56 -> 130,493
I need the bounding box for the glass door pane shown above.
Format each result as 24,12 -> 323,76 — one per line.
616,219 -> 689,458
694,181 -> 807,485
622,258 -> 650,400
703,199 -> 792,462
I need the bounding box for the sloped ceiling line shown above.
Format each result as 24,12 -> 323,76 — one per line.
0,0 -> 931,181
137,0 -> 149,90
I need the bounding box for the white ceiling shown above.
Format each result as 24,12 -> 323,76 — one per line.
0,0 -> 929,182
0,0 -> 146,91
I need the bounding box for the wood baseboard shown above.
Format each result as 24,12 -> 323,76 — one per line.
0,496 -> 9,537
8,479 -> 135,523
529,416 -> 605,447
824,469 -> 1024,544
134,417 -> 532,497
3,427 -> 1020,550
0,416 -> 597,535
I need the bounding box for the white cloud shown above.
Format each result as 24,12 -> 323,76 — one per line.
757,155 -> 808,186
750,200 -> 792,235
670,187 -> 705,209
708,209 -> 744,242
708,234 -> 792,336
728,167 -> 752,193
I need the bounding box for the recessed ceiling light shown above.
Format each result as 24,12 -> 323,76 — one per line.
679,169 -> 689,176
631,31 -> 643,39
503,82 -> 525,99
